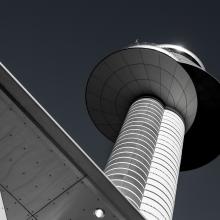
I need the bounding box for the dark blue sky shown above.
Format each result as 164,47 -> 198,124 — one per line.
0,1 -> 219,219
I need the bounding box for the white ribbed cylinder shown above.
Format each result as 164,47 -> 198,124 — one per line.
104,98 -> 164,208
140,109 -> 185,220
104,97 -> 185,220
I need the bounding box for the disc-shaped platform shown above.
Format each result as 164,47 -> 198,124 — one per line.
179,63 -> 220,170
86,45 -> 220,171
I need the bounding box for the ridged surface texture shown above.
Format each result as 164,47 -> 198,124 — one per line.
140,109 -> 184,220
105,98 -> 185,220
104,98 -> 164,208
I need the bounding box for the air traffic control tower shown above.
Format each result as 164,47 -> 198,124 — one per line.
86,43 -> 220,220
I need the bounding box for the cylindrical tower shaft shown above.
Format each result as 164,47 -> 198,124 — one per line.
105,98 -> 164,208
140,109 -> 184,220
104,98 -> 185,220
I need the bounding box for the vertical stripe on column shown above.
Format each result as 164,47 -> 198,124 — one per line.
140,109 -> 185,220
104,98 -> 164,208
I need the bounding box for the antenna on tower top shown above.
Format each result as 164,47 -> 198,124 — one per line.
134,39 -> 139,44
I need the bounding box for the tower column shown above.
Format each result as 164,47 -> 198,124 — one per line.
104,97 -> 185,220
140,109 -> 185,220
104,98 -> 164,208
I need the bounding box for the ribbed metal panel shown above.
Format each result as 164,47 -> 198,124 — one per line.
105,98 -> 164,208
140,109 -> 185,220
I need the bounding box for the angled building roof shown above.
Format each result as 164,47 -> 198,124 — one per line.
0,64 -> 145,220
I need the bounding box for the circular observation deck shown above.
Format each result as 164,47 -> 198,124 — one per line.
86,43 -> 220,171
